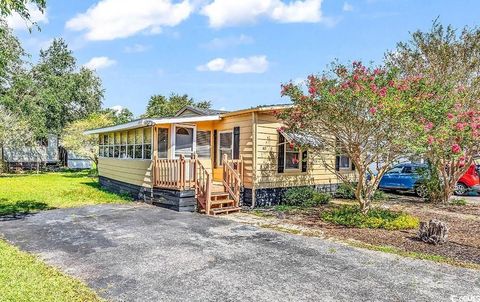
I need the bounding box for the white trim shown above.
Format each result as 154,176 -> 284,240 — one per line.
172,124 -> 197,159
84,115 -> 221,135
217,130 -> 233,166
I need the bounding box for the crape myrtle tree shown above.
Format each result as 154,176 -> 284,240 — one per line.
0,0 -> 46,28
61,113 -> 114,173
279,62 -> 414,214
386,22 -> 480,203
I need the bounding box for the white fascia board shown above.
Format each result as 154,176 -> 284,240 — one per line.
83,115 -> 221,135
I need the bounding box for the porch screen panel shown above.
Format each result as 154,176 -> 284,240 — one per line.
175,127 -> 194,158
219,131 -> 233,164
158,128 -> 168,159
196,130 -> 211,158
144,128 -> 152,159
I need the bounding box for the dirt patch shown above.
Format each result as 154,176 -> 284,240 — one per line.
235,197 -> 480,266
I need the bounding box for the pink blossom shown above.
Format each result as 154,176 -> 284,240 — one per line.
369,107 -> 377,115
451,143 -> 461,154
447,113 -> 454,119
378,87 -> 387,97
370,83 -> 378,92
427,136 -> 434,145
424,122 -> 434,131
308,86 -> 316,95
353,74 -> 359,81
456,122 -> 466,131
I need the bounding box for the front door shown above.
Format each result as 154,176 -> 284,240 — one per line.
174,125 -> 196,159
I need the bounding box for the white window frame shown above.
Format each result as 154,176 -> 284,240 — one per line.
217,130 -> 233,166
283,139 -> 302,172
172,124 -> 197,159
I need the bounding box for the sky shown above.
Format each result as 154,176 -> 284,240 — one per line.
7,0 -> 480,117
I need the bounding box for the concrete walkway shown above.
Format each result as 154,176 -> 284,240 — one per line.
1,204 -> 479,302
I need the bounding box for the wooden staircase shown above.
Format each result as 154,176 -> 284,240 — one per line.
195,155 -> 243,216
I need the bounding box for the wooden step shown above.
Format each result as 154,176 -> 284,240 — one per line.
209,206 -> 241,216
210,199 -> 234,206
210,192 -> 229,201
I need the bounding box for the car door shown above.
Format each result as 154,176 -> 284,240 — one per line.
379,166 -> 404,189
397,165 -> 418,190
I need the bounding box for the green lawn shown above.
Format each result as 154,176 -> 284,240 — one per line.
0,240 -> 103,302
0,171 -> 131,216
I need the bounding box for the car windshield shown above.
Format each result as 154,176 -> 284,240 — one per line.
386,166 -> 403,174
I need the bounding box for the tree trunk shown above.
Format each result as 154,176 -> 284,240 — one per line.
418,219 -> 448,244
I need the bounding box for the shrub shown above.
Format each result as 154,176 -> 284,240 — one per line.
335,183 -> 387,201
320,205 -> 419,230
282,187 -> 331,207
450,198 -> 467,206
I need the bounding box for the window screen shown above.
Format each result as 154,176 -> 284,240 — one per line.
219,131 -> 233,164
158,128 -> 168,159
196,130 -> 211,158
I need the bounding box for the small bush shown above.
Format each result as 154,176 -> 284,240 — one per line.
450,198 -> 467,206
282,187 -> 331,207
335,183 -> 386,201
320,205 -> 419,230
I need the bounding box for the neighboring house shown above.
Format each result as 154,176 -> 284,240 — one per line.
2,134 -> 92,171
85,105 -> 355,215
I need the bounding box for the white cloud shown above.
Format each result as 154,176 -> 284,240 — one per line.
197,56 -> 269,74
200,0 -> 324,28
66,0 -> 192,41
124,44 -> 150,53
7,3 -> 48,30
110,105 -> 124,113
201,34 -> 253,50
343,2 -> 354,12
84,56 -> 117,70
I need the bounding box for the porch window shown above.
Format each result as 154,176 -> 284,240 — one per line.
144,127 -> 152,159
158,128 -> 168,159
175,126 -> 194,158
98,127 -> 153,160
134,128 -> 143,159
196,130 -> 211,158
218,131 -> 233,165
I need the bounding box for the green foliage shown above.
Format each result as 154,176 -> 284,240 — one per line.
386,21 -> 480,203
142,93 -> 211,118
321,205 -> 419,230
282,187 -> 331,207
101,107 -> 134,124
0,20 -> 25,91
60,113 -> 115,169
450,198 -> 467,206
0,240 -> 102,302
0,0 -> 46,26
1,38 -> 104,139
0,171 -> 131,216
335,183 -> 387,201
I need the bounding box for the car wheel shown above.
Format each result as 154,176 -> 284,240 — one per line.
454,183 -> 468,196
415,185 -> 428,198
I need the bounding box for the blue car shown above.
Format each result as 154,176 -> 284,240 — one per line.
379,163 -> 428,197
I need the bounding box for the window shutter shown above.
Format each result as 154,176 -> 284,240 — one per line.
335,155 -> 340,171
233,127 -> 240,159
301,150 -> 308,172
278,133 -> 285,173
351,159 -> 355,171
213,130 -> 218,168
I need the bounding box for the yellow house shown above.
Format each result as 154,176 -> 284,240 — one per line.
85,105 -> 354,215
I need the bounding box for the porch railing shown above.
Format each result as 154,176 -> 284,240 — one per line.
222,154 -> 243,207
195,157 -> 212,213
153,155 -> 196,190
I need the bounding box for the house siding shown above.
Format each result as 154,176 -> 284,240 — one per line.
98,157 -> 153,188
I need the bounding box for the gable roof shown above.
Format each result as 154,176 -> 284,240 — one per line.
175,106 -> 229,117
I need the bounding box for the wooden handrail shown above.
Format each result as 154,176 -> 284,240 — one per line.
194,155 -> 212,214
153,155 -> 196,190
222,154 -> 243,207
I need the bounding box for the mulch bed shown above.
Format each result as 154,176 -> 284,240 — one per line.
254,197 -> 480,265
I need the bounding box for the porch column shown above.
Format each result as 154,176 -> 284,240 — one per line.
152,126 -> 158,189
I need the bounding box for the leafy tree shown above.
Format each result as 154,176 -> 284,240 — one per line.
1,38 -> 104,139
61,113 -> 114,172
142,93 -> 211,118
0,19 -> 26,92
0,0 -> 46,24
0,105 -> 34,172
279,62 -> 412,214
386,22 -> 480,203
102,107 -> 134,124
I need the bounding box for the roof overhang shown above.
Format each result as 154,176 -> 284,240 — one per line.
84,115 -> 221,135
278,128 -> 323,148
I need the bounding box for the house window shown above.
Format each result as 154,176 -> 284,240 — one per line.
285,142 -> 301,170
98,127 -> 153,160
175,126 -> 194,158
277,132 -> 308,173
218,131 -> 233,165
335,139 -> 353,171
338,155 -> 350,169
158,128 -> 168,159
196,130 -> 211,158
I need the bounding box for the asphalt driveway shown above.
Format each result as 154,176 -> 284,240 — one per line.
1,204 -> 479,302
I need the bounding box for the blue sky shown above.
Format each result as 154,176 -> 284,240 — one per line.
7,0 -> 480,116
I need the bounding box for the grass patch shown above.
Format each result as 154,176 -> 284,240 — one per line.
0,240 -> 103,301
450,198 -> 467,206
348,241 -> 480,270
0,171 -> 131,216
320,205 -> 419,230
